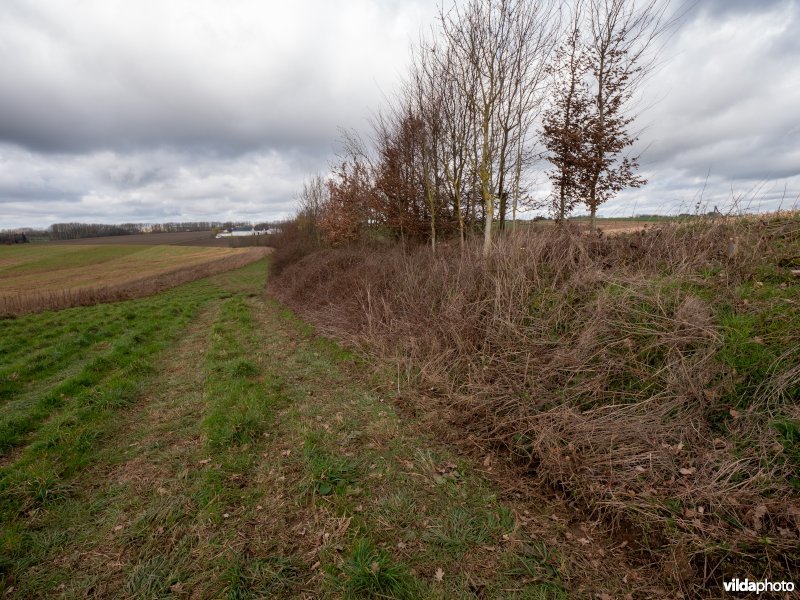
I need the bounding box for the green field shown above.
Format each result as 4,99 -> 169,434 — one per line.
0,259 -> 604,598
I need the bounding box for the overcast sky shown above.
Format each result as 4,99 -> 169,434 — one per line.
1,0 -> 798,229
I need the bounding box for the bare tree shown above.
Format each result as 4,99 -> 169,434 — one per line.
439,0 -> 558,255
494,0 -> 558,231
408,43 -> 445,252
430,36 -> 475,247
297,173 -> 328,243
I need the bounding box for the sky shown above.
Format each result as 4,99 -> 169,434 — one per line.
0,0 -> 798,229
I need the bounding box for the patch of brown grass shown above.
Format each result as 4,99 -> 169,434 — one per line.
270,213 -> 800,595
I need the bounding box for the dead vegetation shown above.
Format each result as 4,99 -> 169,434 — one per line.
0,248 -> 270,317
271,213 -> 800,596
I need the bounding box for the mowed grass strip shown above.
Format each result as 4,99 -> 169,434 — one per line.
0,260 -> 301,597
218,299 -> 576,599
0,261 -> 269,590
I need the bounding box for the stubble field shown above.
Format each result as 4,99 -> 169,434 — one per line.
0,243 -> 270,316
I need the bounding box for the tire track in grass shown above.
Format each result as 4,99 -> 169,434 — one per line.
229,298 -> 575,599
0,262 -> 270,596
0,259 -> 308,598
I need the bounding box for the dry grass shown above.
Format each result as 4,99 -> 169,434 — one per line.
271,213 -> 800,595
0,247 -> 270,316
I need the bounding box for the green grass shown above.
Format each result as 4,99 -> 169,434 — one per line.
0,257 -> 592,598
0,260 -> 268,594
0,245 -> 141,277
336,538 -> 417,599
202,295 -> 290,448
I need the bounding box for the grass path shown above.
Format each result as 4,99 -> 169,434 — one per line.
1,261 -> 637,598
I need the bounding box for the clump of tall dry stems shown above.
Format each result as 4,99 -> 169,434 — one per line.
272,214 -> 800,592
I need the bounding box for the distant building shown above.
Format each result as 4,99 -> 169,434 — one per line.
215,226 -> 267,239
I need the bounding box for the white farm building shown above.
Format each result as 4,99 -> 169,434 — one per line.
215,226 -> 267,239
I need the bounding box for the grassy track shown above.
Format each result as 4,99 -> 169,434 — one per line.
0,258 -> 634,598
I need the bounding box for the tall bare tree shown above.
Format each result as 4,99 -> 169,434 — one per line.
439,0 -> 557,255
430,36 -> 475,247
297,173 -> 328,243
494,0 -> 557,230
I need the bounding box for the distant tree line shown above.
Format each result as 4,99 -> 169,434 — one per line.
295,0 -> 672,253
2,221 -> 273,242
0,231 -> 31,244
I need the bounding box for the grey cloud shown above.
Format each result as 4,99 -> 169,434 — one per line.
697,0 -> 794,17
625,0 -> 800,206
0,0 -> 430,156
0,0 -> 798,228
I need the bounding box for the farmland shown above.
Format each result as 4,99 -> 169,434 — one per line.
0,244 -> 269,316
48,231 -> 233,247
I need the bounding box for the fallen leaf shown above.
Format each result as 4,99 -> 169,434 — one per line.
752,504 -> 768,531
679,467 -> 696,476
435,567 -> 444,582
